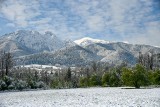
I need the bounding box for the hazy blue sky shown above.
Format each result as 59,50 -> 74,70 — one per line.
0,0 -> 160,46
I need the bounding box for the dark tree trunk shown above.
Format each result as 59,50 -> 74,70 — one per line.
134,81 -> 140,89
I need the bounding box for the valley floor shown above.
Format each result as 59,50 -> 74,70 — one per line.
0,87 -> 160,107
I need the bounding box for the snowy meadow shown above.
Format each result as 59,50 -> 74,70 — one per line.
0,87 -> 160,107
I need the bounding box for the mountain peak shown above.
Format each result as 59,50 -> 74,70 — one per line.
45,31 -> 54,35
0,30 -> 65,54
64,39 -> 77,47
74,37 -> 109,46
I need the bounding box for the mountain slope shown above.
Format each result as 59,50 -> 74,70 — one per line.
0,30 -> 65,56
15,45 -> 101,66
83,42 -> 160,65
1,31 -> 160,66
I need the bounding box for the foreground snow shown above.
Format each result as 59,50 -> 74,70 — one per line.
0,87 -> 160,107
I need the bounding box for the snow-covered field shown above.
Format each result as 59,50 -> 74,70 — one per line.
0,87 -> 160,107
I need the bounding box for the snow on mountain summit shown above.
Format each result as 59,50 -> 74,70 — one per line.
74,37 -> 109,46
0,30 -> 65,55
1,31 -> 160,66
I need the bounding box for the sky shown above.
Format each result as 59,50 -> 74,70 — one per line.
0,0 -> 160,46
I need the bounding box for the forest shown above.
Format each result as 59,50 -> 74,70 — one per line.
0,51 -> 160,91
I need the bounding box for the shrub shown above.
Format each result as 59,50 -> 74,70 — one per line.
50,79 -> 59,88
154,69 -> 160,85
79,77 -> 89,87
102,72 -> 110,86
102,69 -> 122,87
122,64 -> 149,88
27,80 -> 37,89
8,84 -> 15,90
0,80 -> 7,91
90,74 -> 102,86
16,80 -> 28,91
121,67 -> 133,86
132,64 -> 148,88
3,76 -> 13,88
36,81 -> 46,88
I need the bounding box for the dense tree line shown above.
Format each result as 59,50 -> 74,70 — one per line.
49,63 -> 160,89
0,52 -> 160,91
80,64 -> 160,88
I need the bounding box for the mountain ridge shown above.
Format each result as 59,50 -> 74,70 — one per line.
1,30 -> 160,66
74,37 -> 110,47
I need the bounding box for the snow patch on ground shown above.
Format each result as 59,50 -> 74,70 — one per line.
21,64 -> 60,69
0,87 -> 160,107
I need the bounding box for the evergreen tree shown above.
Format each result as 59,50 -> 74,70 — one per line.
102,72 -> 110,86
90,74 -> 102,86
65,67 -> 71,82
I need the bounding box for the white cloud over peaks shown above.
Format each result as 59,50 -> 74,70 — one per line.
66,0 -> 108,33
0,0 -> 40,27
29,18 -> 52,25
128,21 -> 160,46
6,23 -> 15,27
0,0 -> 159,46
106,0 -> 160,45
87,15 -> 105,31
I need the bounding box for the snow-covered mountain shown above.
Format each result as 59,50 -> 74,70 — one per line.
74,37 -> 109,47
84,42 -> 160,65
15,45 -> 101,66
0,30 -> 65,56
1,30 -> 160,66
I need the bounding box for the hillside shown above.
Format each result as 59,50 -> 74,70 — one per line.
0,30 -> 160,66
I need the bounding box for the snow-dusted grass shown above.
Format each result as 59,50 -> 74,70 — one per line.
0,87 -> 160,107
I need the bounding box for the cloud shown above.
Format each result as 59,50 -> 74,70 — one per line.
128,21 -> 160,46
0,0 -> 40,27
0,0 -> 5,8
105,0 -> 160,46
6,23 -> 15,27
29,18 -> 52,25
0,0 -> 160,46
66,0 -> 107,31
86,15 -> 105,31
